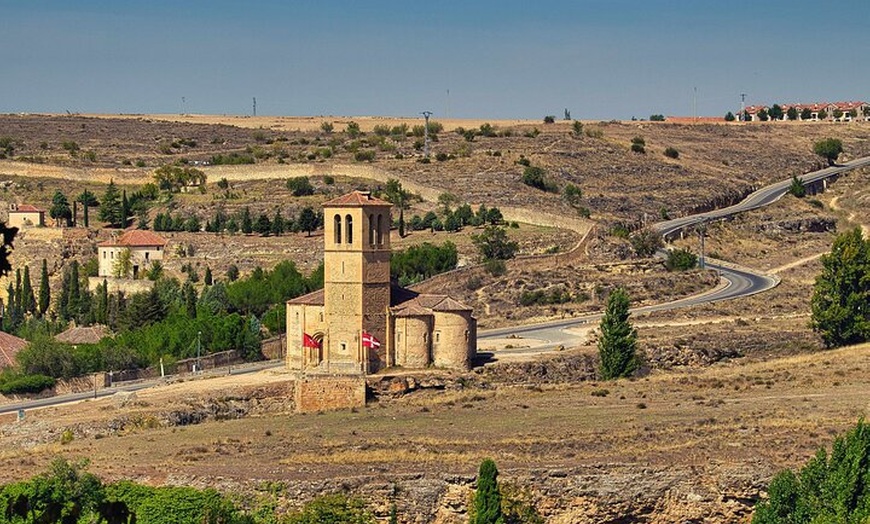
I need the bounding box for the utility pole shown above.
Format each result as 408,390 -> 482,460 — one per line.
420,111 -> 433,159
196,330 -> 202,373
252,97 -> 257,117
697,221 -> 707,269
181,96 -> 186,116
740,93 -> 747,122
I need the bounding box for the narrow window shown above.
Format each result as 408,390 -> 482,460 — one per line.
319,312 -> 323,322
340,342 -> 347,352
423,333 -> 428,343
145,251 -> 150,261
377,214 -> 383,245
103,251 -> 106,259
334,214 -> 342,244
345,214 -> 353,244
435,331 -> 441,343
369,213 -> 375,245
397,332 -> 402,343
465,330 -> 469,342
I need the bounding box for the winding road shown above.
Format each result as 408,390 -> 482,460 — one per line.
4,157 -> 869,412
479,155 -> 870,352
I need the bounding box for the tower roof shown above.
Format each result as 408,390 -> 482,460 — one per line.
322,191 -> 392,208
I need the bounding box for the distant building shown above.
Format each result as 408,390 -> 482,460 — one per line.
7,204 -> 45,229
97,229 -> 167,279
0,330 -> 28,369
286,191 -> 477,375
742,101 -> 869,122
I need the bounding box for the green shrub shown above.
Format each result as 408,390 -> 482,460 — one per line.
650,114 -> 666,121
286,176 -> 315,196
0,373 -> 56,395
354,150 -> 375,162
543,115 -> 556,124
788,175 -> 807,198
664,147 -> 679,159
485,259 -> 507,276
521,166 -> 557,192
665,248 -> 698,271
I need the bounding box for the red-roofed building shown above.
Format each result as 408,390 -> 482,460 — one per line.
742,101 -> 869,122
0,330 -> 28,369
97,229 -> 167,279
7,204 -> 45,228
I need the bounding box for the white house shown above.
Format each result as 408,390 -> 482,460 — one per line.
7,204 -> 45,228
97,229 -> 167,279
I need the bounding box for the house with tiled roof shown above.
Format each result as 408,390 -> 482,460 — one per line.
286,191 -> 477,374
0,330 -> 28,369
742,101 -> 869,122
55,324 -> 110,345
97,229 -> 167,279
7,204 -> 45,228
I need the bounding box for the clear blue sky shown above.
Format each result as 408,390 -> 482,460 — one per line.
3,0 -> 868,119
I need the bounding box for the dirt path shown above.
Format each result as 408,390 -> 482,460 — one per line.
768,252 -> 825,274
829,195 -> 870,236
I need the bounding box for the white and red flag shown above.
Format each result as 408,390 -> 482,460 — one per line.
303,333 -> 321,349
361,331 -> 381,349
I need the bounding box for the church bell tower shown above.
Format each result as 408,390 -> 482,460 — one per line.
321,191 -> 392,373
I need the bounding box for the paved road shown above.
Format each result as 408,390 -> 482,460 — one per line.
480,156 -> 870,353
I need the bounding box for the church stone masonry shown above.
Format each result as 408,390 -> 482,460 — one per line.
286,190 -> 477,375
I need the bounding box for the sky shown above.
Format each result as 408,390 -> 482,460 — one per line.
2,1 -> 868,120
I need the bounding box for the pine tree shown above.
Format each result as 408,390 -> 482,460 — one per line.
241,207 -> 253,234
271,210 -> 285,236
598,288 -> 639,380
811,228 -> 870,347
99,179 -> 123,227
22,265 -> 36,315
472,458 -> 503,524
49,190 -> 73,227
38,259 -> 50,318
204,267 -> 213,286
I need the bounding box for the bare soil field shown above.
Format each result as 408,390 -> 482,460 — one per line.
1,343 -> 868,522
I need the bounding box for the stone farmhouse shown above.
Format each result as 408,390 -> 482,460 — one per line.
0,330 -> 28,369
97,229 -> 167,279
286,191 -> 477,375
7,204 -> 45,229
742,101 -> 869,122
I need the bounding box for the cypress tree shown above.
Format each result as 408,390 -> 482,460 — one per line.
4,282 -> 14,331
203,267 -> 213,286
398,208 -> 405,238
121,189 -> 129,228
69,261 -> 81,321
38,259 -> 50,318
58,267 -> 71,320
22,265 -> 35,315
14,268 -> 22,318
97,279 -> 109,325
183,281 -> 198,318
597,288 -> 639,380
472,458 -> 503,524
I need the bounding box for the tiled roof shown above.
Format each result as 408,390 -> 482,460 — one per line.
0,331 -> 28,369
98,229 -> 167,247
322,191 -> 392,208
287,289 -> 324,306
11,205 -> 44,213
55,325 -> 110,345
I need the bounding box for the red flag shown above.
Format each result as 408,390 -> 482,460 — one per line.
361,331 -> 381,349
303,333 -> 321,349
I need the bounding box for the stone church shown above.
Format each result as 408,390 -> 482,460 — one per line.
286,191 -> 477,374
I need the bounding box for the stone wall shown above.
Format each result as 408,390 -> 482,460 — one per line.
294,375 -> 366,413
